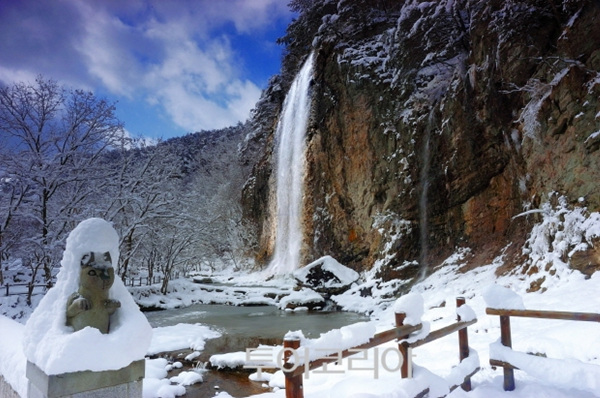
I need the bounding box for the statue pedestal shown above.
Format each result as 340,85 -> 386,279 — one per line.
26,360 -> 144,398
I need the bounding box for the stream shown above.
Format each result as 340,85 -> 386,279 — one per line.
144,304 -> 369,397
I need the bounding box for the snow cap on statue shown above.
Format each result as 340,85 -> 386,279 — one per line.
23,218 -> 152,375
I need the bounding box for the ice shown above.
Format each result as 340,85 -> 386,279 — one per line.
22,218 -> 153,375
147,323 -> 221,355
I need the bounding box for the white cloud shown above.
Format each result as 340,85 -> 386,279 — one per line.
73,1 -> 148,97
0,66 -> 38,87
0,0 -> 292,134
138,21 -> 263,130
203,0 -> 292,34
72,0 -> 289,131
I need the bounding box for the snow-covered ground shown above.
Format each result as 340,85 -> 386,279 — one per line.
205,257 -> 600,398
1,200 -> 599,398
2,258 -> 599,398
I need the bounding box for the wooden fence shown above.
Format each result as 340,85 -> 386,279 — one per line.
486,307 -> 600,391
282,297 -> 478,398
2,273 -> 179,295
2,283 -> 52,297
125,273 -> 179,287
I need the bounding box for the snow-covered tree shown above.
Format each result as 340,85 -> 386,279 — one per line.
100,143 -> 184,279
0,76 -> 124,303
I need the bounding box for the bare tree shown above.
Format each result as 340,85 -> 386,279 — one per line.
100,143 -> 183,279
0,76 -> 125,303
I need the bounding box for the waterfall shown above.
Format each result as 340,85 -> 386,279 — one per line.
267,53 -> 314,275
418,109 -> 434,280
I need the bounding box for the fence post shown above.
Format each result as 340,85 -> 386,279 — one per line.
456,297 -> 472,391
283,337 -> 303,398
5,283 -> 9,296
499,315 -> 515,391
395,312 -> 412,378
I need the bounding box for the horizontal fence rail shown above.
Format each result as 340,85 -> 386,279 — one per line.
2,283 -> 53,297
2,273 -> 180,295
283,297 -> 478,398
486,306 -> 600,391
486,308 -> 600,322
125,273 -> 179,287
283,322 -> 424,379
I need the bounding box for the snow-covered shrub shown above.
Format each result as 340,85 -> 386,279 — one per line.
371,211 -> 412,273
520,194 -> 600,291
518,68 -> 570,140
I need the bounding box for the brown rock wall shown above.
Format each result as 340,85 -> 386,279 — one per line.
243,0 -> 600,280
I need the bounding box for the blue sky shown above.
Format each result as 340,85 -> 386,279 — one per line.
0,0 -> 294,140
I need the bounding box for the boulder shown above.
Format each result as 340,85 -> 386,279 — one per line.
293,256 -> 359,296
278,288 -> 325,310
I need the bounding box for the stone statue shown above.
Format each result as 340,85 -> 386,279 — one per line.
66,251 -> 121,334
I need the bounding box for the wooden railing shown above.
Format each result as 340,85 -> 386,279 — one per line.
125,273 -> 180,287
282,297 -> 478,398
2,274 -> 178,295
486,307 -> 600,391
3,283 -> 52,297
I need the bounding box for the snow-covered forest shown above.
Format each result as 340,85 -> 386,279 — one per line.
0,77 -> 254,306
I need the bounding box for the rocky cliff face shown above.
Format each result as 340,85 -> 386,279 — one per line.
242,0 -> 600,282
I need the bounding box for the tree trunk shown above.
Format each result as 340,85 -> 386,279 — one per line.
160,275 -> 170,295
120,230 -> 134,280
41,189 -> 53,284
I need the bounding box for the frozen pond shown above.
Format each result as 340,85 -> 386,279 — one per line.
144,304 -> 369,397
145,303 -> 368,343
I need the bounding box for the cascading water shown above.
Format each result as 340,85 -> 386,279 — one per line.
418,109 -> 434,280
267,53 -> 314,275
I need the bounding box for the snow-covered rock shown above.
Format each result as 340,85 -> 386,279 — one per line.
278,288 -> 325,310
293,256 -> 359,296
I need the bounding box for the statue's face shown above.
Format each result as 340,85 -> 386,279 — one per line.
80,251 -> 114,291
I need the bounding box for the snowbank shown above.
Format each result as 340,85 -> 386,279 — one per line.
147,323 -> 221,355
490,341 -> 600,394
0,316 -> 27,397
144,358 -> 186,398
483,285 -> 525,310
23,218 -> 153,375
